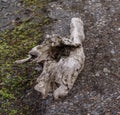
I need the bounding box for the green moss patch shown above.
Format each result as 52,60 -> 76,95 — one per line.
0,0 -> 51,114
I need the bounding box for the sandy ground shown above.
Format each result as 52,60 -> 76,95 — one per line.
0,0 -> 120,115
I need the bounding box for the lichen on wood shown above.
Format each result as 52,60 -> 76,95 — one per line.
15,17 -> 85,99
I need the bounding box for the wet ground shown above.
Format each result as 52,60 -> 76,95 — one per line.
0,0 -> 120,115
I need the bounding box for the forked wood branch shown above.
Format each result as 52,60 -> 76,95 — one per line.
15,17 -> 85,99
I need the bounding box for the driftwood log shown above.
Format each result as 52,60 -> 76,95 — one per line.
15,17 -> 85,99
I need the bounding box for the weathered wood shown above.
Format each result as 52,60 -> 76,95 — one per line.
15,17 -> 85,99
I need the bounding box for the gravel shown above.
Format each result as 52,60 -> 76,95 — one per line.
0,0 -> 30,31
44,0 -> 120,114
1,0 -> 120,114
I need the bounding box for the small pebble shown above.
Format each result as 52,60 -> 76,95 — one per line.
17,3 -> 21,7
118,28 -> 120,31
95,72 -> 100,76
103,68 -> 110,73
109,41 -> 113,45
2,0 -> 7,2
111,49 -> 115,54
117,95 -> 120,99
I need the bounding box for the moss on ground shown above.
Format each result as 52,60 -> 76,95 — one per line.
0,0 -> 51,114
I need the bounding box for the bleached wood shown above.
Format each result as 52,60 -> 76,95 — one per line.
15,55 -> 31,64
15,17 -> 85,99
